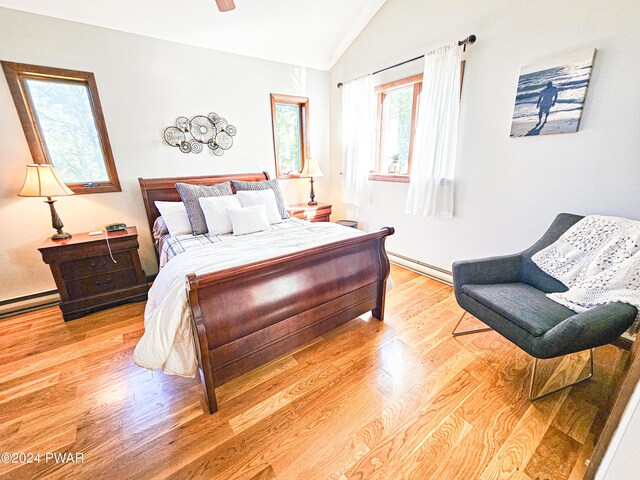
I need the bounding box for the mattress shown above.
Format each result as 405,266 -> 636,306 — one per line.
157,217 -> 308,268
134,220 -> 365,377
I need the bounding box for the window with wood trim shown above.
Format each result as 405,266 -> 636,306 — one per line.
370,74 -> 422,183
2,62 -> 121,194
270,93 -> 309,179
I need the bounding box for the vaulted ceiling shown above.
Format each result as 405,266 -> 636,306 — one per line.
0,0 -> 386,70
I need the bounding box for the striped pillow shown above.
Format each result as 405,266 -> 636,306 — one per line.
230,179 -> 290,219
175,182 -> 233,235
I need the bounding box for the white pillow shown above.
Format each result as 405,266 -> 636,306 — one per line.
235,190 -> 282,225
154,201 -> 192,237
227,204 -> 270,235
198,195 -> 241,235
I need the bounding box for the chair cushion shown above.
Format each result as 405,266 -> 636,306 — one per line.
461,283 -> 576,337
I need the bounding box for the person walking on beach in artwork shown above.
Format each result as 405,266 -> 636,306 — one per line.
535,81 -> 559,126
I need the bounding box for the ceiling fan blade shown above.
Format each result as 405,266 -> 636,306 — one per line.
215,0 -> 236,12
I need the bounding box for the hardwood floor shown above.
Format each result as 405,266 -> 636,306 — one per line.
0,265 -> 626,479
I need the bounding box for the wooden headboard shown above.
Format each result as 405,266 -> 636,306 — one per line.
138,171 -> 270,234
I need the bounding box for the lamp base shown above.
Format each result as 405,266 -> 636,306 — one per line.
45,197 -> 71,241
308,176 -> 317,206
51,232 -> 72,241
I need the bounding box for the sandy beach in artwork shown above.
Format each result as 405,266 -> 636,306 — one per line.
510,113 -> 580,137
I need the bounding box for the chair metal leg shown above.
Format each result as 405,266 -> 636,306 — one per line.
529,348 -> 594,401
452,311 -> 493,337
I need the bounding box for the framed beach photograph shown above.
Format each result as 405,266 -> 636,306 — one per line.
510,48 -> 596,137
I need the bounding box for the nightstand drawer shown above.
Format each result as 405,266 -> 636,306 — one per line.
308,215 -> 330,223
287,203 -> 332,223
66,269 -> 138,298
60,252 -> 133,280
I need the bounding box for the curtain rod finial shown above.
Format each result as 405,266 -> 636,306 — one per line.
337,82 -> 344,89
459,34 -> 477,46
458,34 -> 477,52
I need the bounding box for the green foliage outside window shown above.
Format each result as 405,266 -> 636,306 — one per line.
381,86 -> 413,174
274,103 -> 302,174
25,78 -> 109,184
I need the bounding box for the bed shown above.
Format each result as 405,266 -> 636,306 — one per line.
137,172 -> 394,413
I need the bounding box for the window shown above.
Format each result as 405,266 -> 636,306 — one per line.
270,94 -> 309,179
2,62 -> 121,194
370,74 -> 422,183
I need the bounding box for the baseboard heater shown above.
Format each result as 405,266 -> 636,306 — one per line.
0,258 -> 449,320
0,273 -> 158,320
387,251 -> 453,286
0,290 -> 60,319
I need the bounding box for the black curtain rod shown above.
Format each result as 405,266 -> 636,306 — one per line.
337,34 -> 476,88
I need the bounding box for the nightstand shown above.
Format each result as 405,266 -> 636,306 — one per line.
287,203 -> 332,222
38,227 -> 148,321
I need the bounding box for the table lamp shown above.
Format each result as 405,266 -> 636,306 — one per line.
299,157 -> 324,206
18,164 -> 74,240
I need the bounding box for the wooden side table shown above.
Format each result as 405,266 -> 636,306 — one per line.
38,227 -> 148,321
287,203 -> 332,223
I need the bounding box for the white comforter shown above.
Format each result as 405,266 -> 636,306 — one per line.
134,222 -> 364,377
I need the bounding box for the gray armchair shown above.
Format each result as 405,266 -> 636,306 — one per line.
453,213 -> 638,400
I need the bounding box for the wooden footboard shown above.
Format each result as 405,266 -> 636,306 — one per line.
186,227 -> 394,413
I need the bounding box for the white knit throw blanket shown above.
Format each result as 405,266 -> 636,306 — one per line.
532,216 -> 640,319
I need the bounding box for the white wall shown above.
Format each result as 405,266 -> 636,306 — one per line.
329,0 -> 640,269
597,380 -> 640,479
0,7 -> 330,300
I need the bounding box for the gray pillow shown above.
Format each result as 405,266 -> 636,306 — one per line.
230,179 -> 290,219
175,182 -> 233,234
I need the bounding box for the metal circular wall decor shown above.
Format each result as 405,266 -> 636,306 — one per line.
214,117 -> 228,131
163,112 -> 237,156
189,139 -> 204,154
216,131 -> 233,150
163,126 -> 186,147
179,141 -> 192,153
189,116 -> 217,143
176,116 -> 190,132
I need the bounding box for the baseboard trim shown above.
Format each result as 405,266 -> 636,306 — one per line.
0,274 -> 157,320
0,290 -> 60,319
387,251 -> 453,286
0,263 -> 449,320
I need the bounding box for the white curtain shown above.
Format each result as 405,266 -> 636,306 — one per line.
341,75 -> 375,206
405,43 -> 462,218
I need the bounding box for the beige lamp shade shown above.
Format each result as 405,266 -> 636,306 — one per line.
18,164 -> 74,197
300,157 -> 324,178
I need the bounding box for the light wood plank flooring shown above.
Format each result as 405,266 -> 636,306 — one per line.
0,265 -> 626,479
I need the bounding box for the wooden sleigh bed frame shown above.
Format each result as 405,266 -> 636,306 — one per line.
139,172 -> 394,413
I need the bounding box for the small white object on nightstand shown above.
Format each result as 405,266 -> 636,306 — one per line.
88,230 -> 103,236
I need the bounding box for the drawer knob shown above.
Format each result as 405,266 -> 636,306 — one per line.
95,278 -> 112,286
